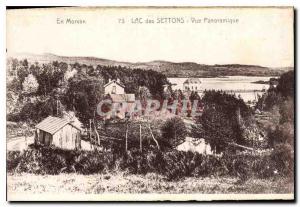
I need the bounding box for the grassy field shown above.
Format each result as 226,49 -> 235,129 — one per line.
7,172 -> 293,195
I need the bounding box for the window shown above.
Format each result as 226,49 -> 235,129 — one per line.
112,86 -> 116,94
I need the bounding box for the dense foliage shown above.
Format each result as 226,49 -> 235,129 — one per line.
160,117 -> 187,149
256,71 -> 294,147
255,71 -> 294,179
7,146 -> 291,181
256,70 -> 294,111
63,74 -> 104,126
6,58 -> 169,126
98,66 -> 168,99
192,91 -> 252,153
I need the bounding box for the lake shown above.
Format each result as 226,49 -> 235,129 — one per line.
168,76 -> 275,102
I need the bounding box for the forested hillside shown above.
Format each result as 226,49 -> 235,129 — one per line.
10,53 -> 290,77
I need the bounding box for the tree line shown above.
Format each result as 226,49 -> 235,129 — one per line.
6,58 -> 169,127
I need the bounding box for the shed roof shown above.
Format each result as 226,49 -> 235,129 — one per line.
36,116 -> 81,135
110,94 -> 135,103
183,78 -> 201,84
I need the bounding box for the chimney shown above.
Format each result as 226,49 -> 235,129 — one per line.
117,78 -> 120,83
109,78 -> 111,82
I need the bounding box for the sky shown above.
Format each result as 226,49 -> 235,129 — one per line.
7,7 -> 294,67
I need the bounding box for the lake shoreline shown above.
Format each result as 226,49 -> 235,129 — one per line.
166,75 -> 279,79
167,76 -> 274,102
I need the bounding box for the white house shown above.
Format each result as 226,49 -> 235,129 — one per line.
104,78 -> 125,95
103,79 -> 136,119
183,78 -> 201,91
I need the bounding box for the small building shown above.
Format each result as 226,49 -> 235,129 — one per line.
183,78 -> 201,91
103,79 -> 136,120
105,94 -> 136,119
104,78 -> 125,95
35,116 -> 81,150
110,94 -> 136,103
177,137 -> 212,155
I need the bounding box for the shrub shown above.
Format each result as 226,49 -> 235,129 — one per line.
271,143 -> 294,176
160,117 -> 187,149
76,151 -> 103,174
14,149 -> 44,174
146,149 -> 165,174
252,155 -> 276,178
7,145 -> 293,181
268,123 -> 294,147
162,151 -> 188,180
7,151 -> 22,171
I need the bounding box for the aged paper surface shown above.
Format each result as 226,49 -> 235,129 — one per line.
6,7 -> 294,201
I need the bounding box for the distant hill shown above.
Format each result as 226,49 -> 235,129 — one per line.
8,53 -> 292,77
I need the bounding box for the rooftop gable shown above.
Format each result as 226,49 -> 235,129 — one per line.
104,79 -> 125,88
36,116 -> 81,135
183,78 -> 202,84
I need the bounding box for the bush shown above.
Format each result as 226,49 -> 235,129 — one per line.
7,151 -> 22,171
7,145 -> 293,181
162,151 -> 188,180
160,117 -> 187,150
146,149 -> 165,174
8,147 -> 68,174
76,151 -> 103,174
268,122 -> 294,147
123,149 -> 147,174
252,155 -> 276,178
271,143 -> 294,176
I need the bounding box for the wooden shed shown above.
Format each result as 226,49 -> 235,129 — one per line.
35,116 -> 81,150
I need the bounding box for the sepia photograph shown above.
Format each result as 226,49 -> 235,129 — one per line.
6,7 -> 294,201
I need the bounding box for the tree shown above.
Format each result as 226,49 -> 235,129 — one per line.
34,63 -> 65,96
97,65 -> 168,99
189,91 -> 201,102
162,85 -> 172,99
22,74 -> 39,94
268,122 -> 294,148
256,71 -> 294,149
200,107 -> 236,153
264,91 -> 283,111
256,70 -> 294,111
160,117 -> 187,149
63,74 -> 104,126
137,86 -> 151,111
193,90 -> 251,153
276,70 -> 294,98
138,86 -> 152,100
18,98 -> 58,123
279,97 -> 294,124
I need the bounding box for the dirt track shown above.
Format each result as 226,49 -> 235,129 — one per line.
7,136 -> 34,151
7,136 -> 94,151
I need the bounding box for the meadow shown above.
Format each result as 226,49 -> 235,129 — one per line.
7,172 -> 293,195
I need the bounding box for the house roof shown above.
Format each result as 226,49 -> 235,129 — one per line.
183,78 -> 201,84
110,94 -> 135,103
35,116 -> 81,135
104,80 -> 125,88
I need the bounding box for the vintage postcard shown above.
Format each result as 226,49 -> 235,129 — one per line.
6,7 -> 294,201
